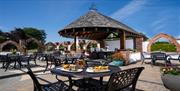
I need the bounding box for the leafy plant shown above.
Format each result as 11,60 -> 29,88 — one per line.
91,43 -> 97,48
0,35 -> 6,43
59,45 -> 64,51
161,67 -> 180,76
111,52 -> 125,61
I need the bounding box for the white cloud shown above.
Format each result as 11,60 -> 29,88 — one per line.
153,24 -> 165,32
151,18 -> 166,27
111,0 -> 147,20
177,35 -> 180,38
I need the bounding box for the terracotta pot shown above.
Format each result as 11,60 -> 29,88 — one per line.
161,74 -> 180,91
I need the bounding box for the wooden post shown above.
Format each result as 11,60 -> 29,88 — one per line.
120,31 -> 126,49
133,37 -> 136,50
74,36 -> 77,51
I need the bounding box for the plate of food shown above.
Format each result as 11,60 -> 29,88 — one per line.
57,64 -> 83,72
86,66 -> 110,73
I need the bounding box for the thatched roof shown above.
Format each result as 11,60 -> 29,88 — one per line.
59,10 -> 145,40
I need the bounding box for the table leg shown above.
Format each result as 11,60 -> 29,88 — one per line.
100,77 -> 103,85
68,76 -> 73,91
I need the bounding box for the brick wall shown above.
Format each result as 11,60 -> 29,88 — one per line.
135,37 -> 143,52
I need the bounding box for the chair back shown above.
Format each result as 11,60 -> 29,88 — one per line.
151,52 -> 167,60
26,67 -> 42,91
98,52 -> 105,59
90,52 -> 98,59
106,67 -> 144,91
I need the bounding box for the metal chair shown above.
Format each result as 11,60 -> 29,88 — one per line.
44,54 -> 60,73
26,67 -> 70,91
77,67 -> 144,91
151,52 -> 170,65
167,54 -> 180,63
141,52 -> 151,64
4,54 -> 22,71
0,55 -> 7,68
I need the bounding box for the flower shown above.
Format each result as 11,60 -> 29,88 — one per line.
161,67 -> 180,76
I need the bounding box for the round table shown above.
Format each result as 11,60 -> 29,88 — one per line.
51,66 -> 121,90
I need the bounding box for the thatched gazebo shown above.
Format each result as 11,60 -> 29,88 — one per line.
58,8 -> 146,52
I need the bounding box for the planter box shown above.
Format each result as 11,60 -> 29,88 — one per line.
161,74 -> 180,91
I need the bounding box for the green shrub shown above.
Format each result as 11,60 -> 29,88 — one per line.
151,42 -> 176,52
26,42 -> 38,50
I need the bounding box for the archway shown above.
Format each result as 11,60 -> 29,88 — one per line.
25,38 -> 45,52
147,33 -> 180,52
0,40 -> 23,52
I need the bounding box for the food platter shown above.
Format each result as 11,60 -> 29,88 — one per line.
57,67 -> 83,72
86,66 -> 110,73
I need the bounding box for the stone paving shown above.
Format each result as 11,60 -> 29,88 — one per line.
0,60 -> 180,91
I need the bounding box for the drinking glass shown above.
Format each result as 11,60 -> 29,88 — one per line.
100,60 -> 106,66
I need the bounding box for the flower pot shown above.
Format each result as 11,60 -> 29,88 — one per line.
109,60 -> 124,66
161,74 -> 180,91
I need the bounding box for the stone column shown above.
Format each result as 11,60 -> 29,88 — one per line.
135,37 -> 143,52
120,31 -> 126,49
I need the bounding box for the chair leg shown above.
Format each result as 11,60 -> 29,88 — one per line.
33,84 -> 37,91
131,83 -> 136,91
151,59 -> 155,65
34,59 -> 37,65
44,63 -> 48,73
17,61 -> 22,69
28,60 -> 30,66
2,61 -> 5,68
5,62 -> 11,71
50,62 -> 52,68
14,61 -> 17,68
141,59 -> 144,64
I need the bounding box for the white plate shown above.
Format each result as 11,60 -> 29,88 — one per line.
57,67 -> 83,72
86,67 -> 110,73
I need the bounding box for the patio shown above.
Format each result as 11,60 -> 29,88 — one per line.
0,2 -> 179,91
1,60 -> 179,91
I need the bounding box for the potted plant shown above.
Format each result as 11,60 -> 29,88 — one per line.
109,52 -> 125,66
161,67 -> 180,91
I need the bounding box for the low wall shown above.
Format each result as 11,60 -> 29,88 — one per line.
129,52 -> 141,63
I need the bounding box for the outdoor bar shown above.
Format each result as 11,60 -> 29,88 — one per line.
59,8 -> 147,64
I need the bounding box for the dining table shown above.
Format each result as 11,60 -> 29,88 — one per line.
51,65 -> 121,90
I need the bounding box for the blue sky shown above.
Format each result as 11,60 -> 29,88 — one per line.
0,0 -> 180,42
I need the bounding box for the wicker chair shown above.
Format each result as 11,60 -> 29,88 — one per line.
78,67 -> 144,91
26,67 -> 70,91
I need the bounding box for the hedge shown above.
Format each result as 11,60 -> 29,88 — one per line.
151,42 -> 176,52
